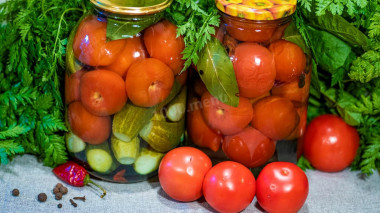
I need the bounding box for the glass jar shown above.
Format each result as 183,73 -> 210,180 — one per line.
65,0 -> 188,182
187,0 -> 311,170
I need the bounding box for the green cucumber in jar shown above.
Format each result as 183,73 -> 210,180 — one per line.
111,135 -> 140,165
112,102 -> 156,142
66,132 -> 86,153
86,142 -> 117,174
133,147 -> 164,175
139,118 -> 185,153
166,86 -> 187,122
158,80 -> 182,107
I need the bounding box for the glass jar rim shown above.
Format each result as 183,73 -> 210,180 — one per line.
90,0 -> 173,15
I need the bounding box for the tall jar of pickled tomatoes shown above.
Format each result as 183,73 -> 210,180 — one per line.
187,0 -> 311,170
65,0 -> 188,182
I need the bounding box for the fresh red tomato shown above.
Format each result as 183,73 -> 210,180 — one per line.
256,162 -> 309,213
203,161 -> 256,213
223,126 -> 276,168
303,114 -> 360,172
158,147 -> 212,202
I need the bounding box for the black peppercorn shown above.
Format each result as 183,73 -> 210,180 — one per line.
58,203 -> 62,208
12,189 -> 19,196
56,183 -> 63,188
38,193 -> 47,202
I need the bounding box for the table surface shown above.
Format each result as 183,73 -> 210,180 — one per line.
0,155 -> 379,213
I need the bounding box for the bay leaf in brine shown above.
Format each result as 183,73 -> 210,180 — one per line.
196,36 -> 239,107
106,13 -> 163,41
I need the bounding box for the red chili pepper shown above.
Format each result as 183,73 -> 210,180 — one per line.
53,161 -> 106,198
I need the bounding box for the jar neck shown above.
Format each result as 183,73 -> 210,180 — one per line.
221,12 -> 293,28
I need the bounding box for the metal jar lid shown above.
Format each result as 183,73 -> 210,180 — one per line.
90,0 -> 173,15
216,0 -> 297,21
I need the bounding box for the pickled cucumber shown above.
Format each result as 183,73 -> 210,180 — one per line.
139,118 -> 185,152
152,107 -> 167,121
111,135 -> 140,165
86,142 -> 117,174
133,147 -> 164,175
166,86 -> 187,122
66,132 -> 86,153
112,102 -> 155,142
158,80 -> 182,107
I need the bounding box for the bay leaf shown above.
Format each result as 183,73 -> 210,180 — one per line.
106,13 -> 163,41
196,36 -> 239,107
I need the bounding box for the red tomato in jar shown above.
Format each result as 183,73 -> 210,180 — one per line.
80,70 -> 127,116
203,161 -> 256,213
223,15 -> 276,43
64,69 -> 85,104
223,126 -> 276,168
158,147 -> 212,202
68,101 -> 111,144
104,36 -> 147,78
73,15 -> 125,67
269,39 -> 306,83
187,98 -> 223,152
232,43 -> 276,98
251,96 -> 299,140
303,114 -> 360,172
256,162 -> 309,213
144,20 -> 185,75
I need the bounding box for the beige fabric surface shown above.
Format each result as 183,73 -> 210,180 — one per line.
0,155 -> 379,213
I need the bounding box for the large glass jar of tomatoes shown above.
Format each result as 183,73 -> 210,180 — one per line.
187,0 -> 311,170
64,0 -> 188,182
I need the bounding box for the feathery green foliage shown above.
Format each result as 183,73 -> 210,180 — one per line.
0,0 -> 91,166
165,0 -> 220,73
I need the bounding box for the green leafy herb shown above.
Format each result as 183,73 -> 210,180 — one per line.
283,22 -> 310,54
0,0 -> 92,166
349,50 -> 380,83
106,13 -> 163,40
297,155 -> 315,171
299,0 -> 368,17
196,37 -> 239,107
165,0 -> 220,72
301,9 -> 369,50
307,26 -> 356,78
